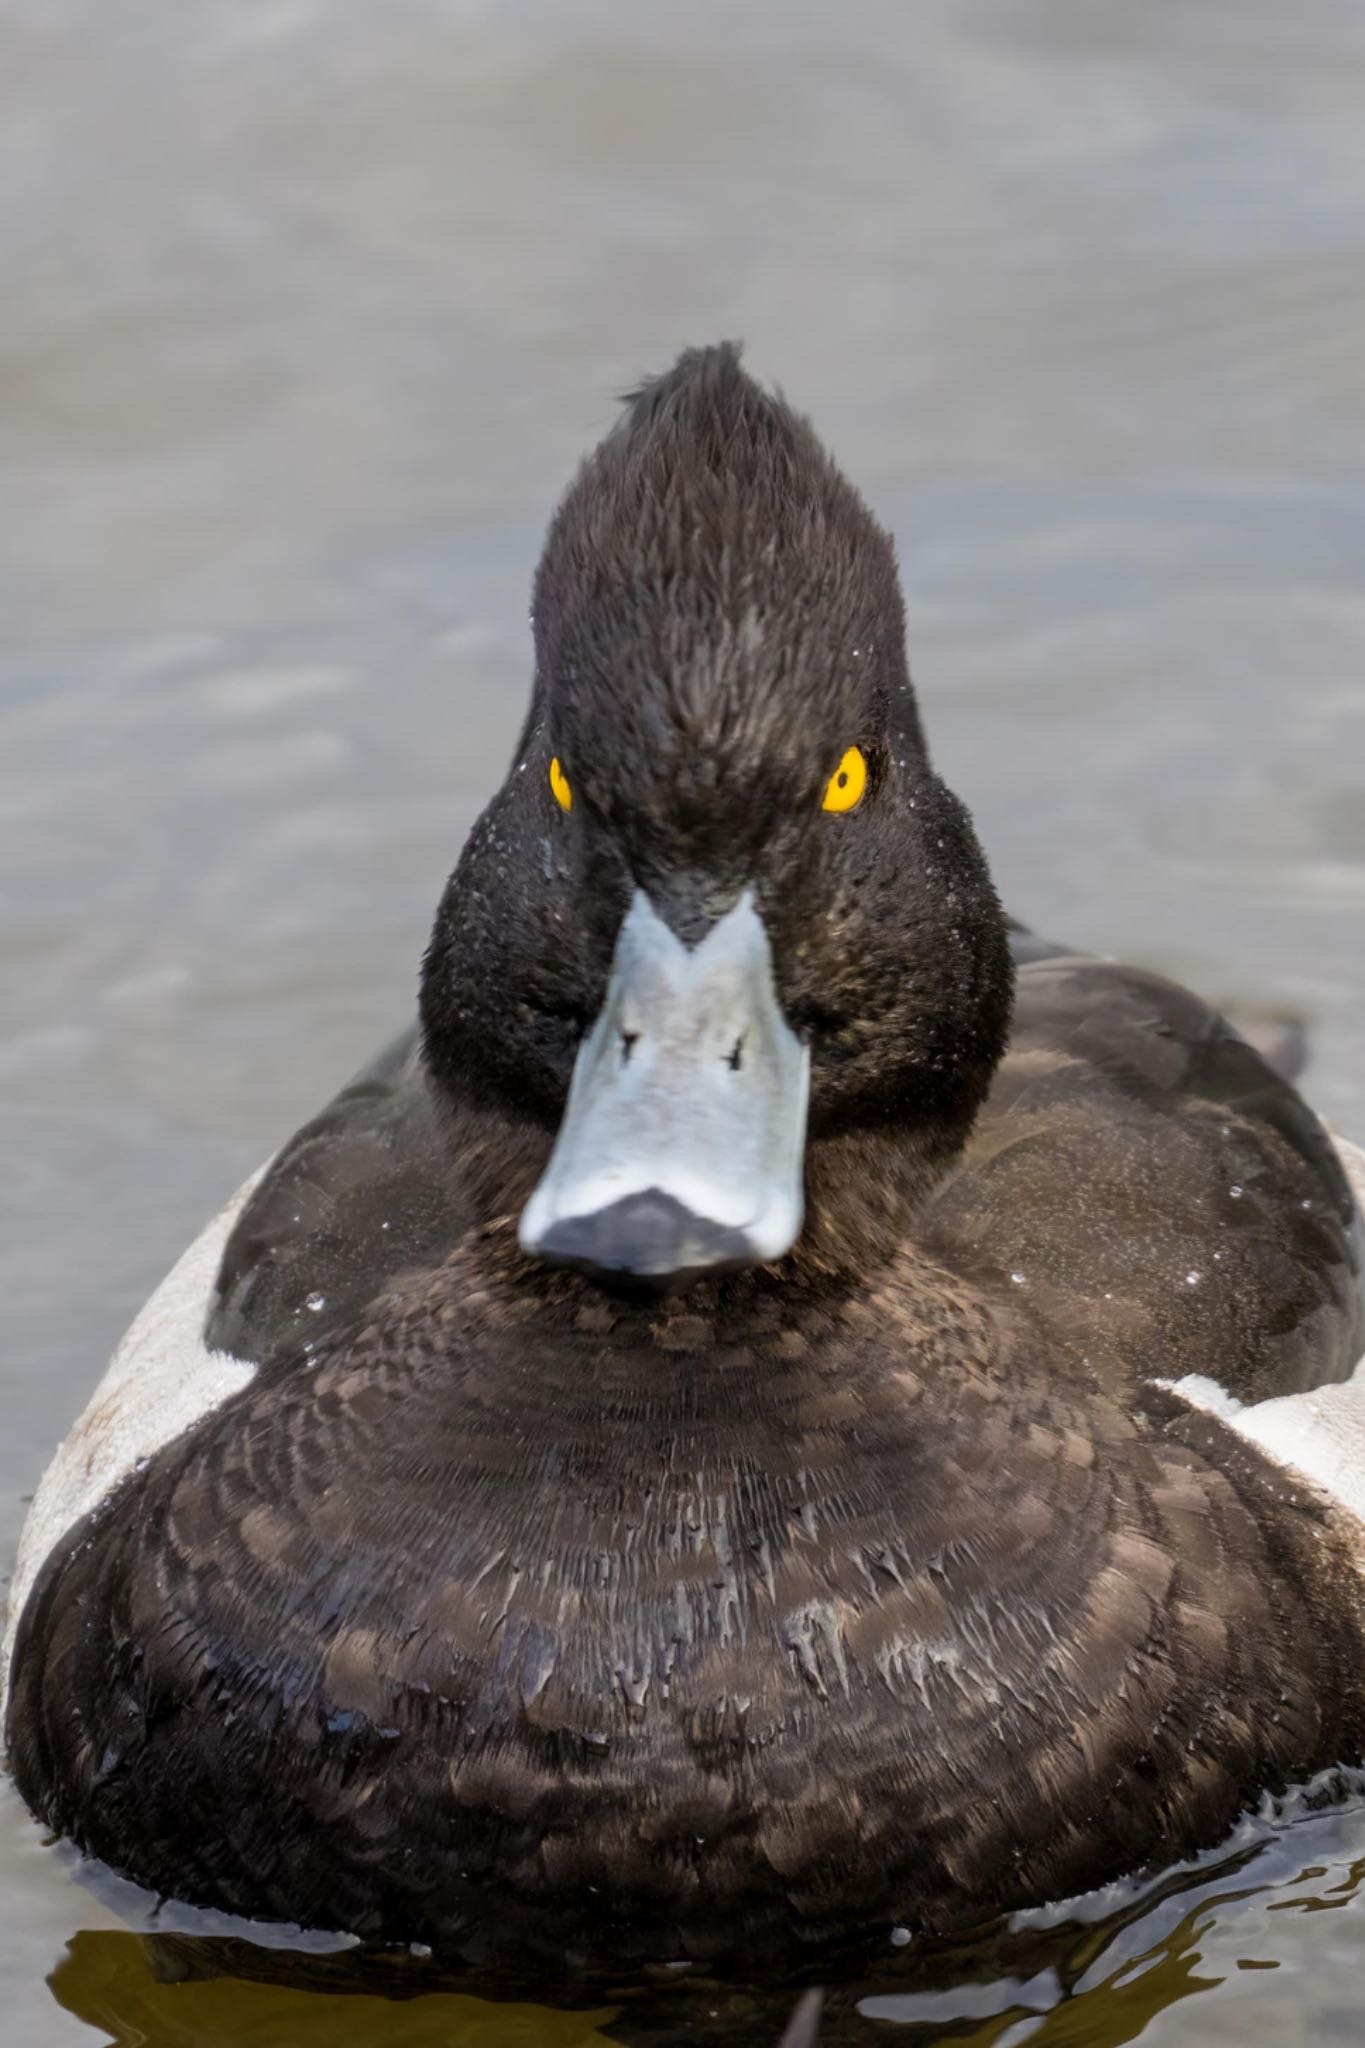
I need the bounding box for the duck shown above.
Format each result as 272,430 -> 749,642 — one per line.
4,343 -> 1365,1978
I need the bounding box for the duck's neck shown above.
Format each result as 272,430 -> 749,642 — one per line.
797,1118 -> 973,1280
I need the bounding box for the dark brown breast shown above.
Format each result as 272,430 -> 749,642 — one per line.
11,1209 -> 1365,1970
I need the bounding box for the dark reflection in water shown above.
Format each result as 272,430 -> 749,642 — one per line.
40,1785 -> 1365,2046
51,1933 -> 619,2047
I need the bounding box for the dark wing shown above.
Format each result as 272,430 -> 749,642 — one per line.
206,1025 -> 470,1370
929,951 -> 1363,1404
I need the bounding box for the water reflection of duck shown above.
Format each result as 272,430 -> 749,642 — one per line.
6,345 -> 1365,1975
48,1929 -> 619,2048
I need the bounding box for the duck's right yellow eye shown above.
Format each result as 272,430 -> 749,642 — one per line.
549,756 -> 572,812
822,745 -> 867,813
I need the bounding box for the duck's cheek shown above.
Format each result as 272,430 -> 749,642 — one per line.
518,887 -> 810,1291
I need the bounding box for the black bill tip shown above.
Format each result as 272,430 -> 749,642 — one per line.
531,1188 -> 759,1293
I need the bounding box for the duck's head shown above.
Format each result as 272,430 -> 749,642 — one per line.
421,344 -> 1012,1291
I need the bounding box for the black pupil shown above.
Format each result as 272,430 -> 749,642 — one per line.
837,770 -> 848,787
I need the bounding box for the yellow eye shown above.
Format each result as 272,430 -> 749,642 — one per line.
822,745 -> 867,813
549,756 -> 572,812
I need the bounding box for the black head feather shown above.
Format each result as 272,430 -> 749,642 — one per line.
532,340 -> 924,829
423,345 -> 1011,1180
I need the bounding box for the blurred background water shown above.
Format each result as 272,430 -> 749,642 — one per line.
2,1 -> 1364,2041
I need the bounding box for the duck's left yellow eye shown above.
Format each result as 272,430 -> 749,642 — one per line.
822,745 -> 867,813
549,756 -> 572,812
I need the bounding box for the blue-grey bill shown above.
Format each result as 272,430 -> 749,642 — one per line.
519,889 -> 809,1280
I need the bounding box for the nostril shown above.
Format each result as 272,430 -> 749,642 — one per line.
725,1034 -> 745,1073
620,1030 -> 640,1065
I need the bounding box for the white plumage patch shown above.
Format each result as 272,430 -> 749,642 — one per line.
1,1168 -> 265,1715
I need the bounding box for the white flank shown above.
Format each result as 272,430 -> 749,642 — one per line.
1,1167 -> 266,1714
1164,1134 -> 1365,1526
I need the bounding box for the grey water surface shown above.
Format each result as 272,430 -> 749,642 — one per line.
2,2 -> 1365,2042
